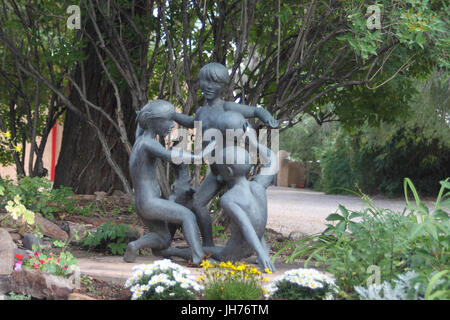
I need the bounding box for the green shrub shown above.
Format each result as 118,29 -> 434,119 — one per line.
81,221 -> 130,255
315,130 -> 355,194
0,176 -> 75,220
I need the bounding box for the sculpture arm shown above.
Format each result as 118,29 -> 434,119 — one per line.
221,199 -> 275,272
146,140 -> 199,164
173,112 -> 195,128
225,102 -> 278,129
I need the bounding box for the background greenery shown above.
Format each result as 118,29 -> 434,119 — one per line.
281,71 -> 449,196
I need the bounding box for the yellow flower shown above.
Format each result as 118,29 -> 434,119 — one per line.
4,131 -> 11,139
14,145 -> 22,153
196,276 -> 204,282
201,260 -> 211,269
264,268 -> 272,274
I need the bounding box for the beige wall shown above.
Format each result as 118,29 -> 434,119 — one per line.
275,150 -> 305,188
0,123 -> 64,181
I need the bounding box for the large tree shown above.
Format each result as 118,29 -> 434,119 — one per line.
0,0 -> 448,193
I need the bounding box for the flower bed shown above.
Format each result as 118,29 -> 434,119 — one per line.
13,250 -> 77,277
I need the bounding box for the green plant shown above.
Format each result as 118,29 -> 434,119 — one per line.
0,177 -> 75,220
14,250 -> 78,278
355,271 -> 423,300
75,201 -> 96,217
276,178 -> 449,299
404,177 -> 450,274
212,224 -> 227,239
81,221 -> 130,255
125,259 -> 202,300
80,275 -> 96,294
204,278 -> 263,300
5,292 -> 32,300
199,260 -> 266,300
424,270 -> 450,300
355,270 -> 450,300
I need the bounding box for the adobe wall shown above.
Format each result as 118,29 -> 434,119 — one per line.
0,123 -> 63,181
275,150 -> 305,188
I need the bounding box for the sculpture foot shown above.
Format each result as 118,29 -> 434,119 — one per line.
123,243 -> 138,263
188,252 -> 215,268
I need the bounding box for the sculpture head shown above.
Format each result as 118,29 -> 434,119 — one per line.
198,63 -> 229,101
215,146 -> 252,182
137,100 -> 175,137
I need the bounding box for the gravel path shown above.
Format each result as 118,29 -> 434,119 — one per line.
266,186 -> 409,237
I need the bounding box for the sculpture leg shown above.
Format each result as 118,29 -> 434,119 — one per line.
192,172 -> 223,247
138,198 -> 207,264
153,247 -> 192,260
123,220 -> 171,263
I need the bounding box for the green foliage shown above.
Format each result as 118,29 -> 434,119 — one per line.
0,177 -> 75,220
335,0 -> 449,67
0,1 -> 84,170
276,178 -> 449,299
280,115 -> 335,162
424,270 -> 450,300
315,72 -> 449,196
315,128 -> 356,194
203,279 -> 263,300
4,195 -> 35,225
212,224 -> 227,240
5,292 -> 32,300
355,271 -> 424,300
81,221 -> 130,255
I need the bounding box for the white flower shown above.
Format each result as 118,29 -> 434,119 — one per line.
125,259 -> 204,299
132,291 -> 143,300
263,268 -> 337,300
155,286 -> 165,294
180,282 -> 190,289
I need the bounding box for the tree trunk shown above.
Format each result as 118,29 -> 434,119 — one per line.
54,23 -> 136,194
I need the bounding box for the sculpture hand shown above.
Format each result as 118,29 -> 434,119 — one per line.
264,117 -> 279,129
258,253 -> 276,273
257,108 -> 279,129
